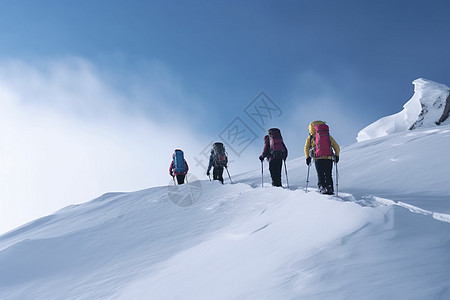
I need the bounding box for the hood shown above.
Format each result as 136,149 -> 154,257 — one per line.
308,120 -> 325,135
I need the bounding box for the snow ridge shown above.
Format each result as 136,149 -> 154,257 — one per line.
357,78 -> 450,142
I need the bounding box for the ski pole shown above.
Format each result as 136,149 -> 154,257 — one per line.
283,160 -> 289,189
335,161 -> 339,197
225,167 -> 233,184
305,163 -> 310,192
261,160 -> 264,187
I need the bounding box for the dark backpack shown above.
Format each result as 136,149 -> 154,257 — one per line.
212,142 -> 228,167
173,149 -> 187,174
313,124 -> 333,157
268,128 -> 286,159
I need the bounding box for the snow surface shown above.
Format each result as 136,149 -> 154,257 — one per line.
357,78 -> 450,142
1,110 -> 450,298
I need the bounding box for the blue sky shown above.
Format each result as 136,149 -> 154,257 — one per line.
2,0 -> 450,136
1,0 -> 450,232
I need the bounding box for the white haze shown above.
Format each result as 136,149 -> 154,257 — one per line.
0,58 -> 217,234
2,58 -> 352,234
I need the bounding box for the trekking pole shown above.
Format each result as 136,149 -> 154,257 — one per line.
305,164 -> 310,192
172,176 -> 177,185
185,174 -> 189,184
283,160 -> 290,189
335,161 -> 339,197
225,167 -> 233,184
261,160 -> 264,187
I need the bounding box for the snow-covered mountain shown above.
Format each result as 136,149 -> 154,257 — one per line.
357,78 -> 450,142
1,97 -> 450,299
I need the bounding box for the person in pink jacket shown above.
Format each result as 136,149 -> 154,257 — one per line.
169,149 -> 189,184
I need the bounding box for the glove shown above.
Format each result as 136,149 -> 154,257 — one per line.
206,171 -> 210,176
259,155 -> 264,162
334,156 -> 339,163
306,157 -> 311,166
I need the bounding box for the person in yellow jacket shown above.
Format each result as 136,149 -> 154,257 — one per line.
304,121 -> 340,195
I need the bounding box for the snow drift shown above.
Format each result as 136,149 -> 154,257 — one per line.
1,123 -> 450,299
357,78 -> 450,142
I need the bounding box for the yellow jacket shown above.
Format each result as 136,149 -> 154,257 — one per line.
304,121 -> 340,160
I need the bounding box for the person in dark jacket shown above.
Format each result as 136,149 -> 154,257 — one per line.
206,150 -> 225,184
206,142 -> 228,184
259,129 -> 288,187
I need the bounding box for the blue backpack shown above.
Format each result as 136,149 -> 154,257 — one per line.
173,149 -> 187,174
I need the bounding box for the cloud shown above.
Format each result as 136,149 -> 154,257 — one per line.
0,57 -> 209,234
1,57 -> 321,234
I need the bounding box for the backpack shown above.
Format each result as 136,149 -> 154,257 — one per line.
268,128 -> 286,159
212,142 -> 228,167
173,149 -> 187,174
313,124 -> 333,157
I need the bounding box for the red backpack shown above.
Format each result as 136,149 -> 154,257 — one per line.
314,124 -> 333,157
212,142 -> 228,167
268,128 -> 287,159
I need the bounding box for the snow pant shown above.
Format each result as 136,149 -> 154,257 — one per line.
176,174 -> 186,185
269,158 -> 283,187
213,166 -> 224,184
314,159 -> 333,192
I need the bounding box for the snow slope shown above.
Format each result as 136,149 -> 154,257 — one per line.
357,78 -> 450,142
1,129 -> 450,298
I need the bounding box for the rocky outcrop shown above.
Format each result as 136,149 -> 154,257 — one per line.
357,78 -> 450,142
436,92 -> 450,125
408,79 -> 450,130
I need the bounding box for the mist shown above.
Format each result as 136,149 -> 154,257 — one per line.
0,58 -> 213,234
